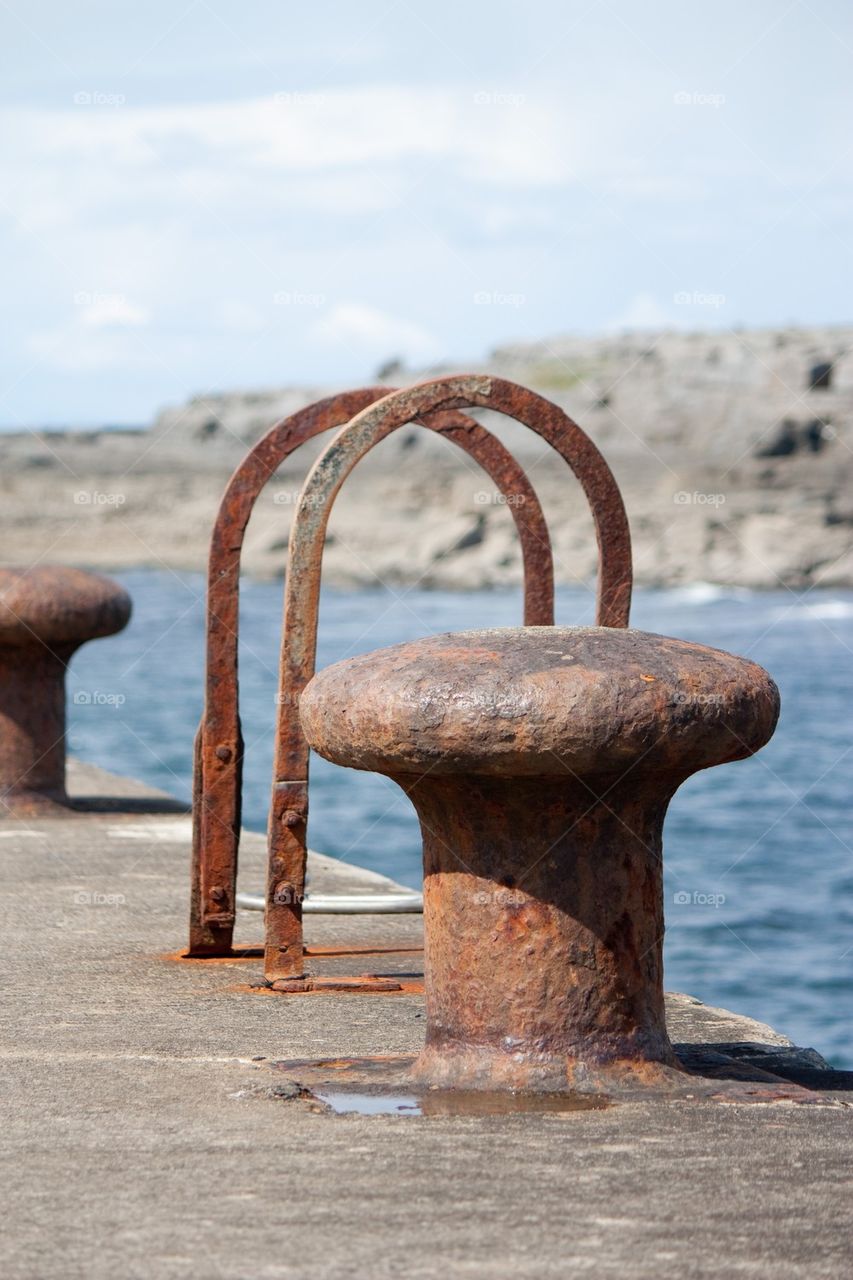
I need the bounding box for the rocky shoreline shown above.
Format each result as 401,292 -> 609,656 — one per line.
4,325 -> 852,590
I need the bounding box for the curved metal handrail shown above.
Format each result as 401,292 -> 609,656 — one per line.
263,374 -> 632,980
189,387 -> 555,955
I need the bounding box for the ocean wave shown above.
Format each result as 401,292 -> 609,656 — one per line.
653,582 -> 754,606
775,600 -> 853,622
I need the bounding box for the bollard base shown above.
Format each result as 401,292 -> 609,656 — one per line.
271,1051 -> 840,1110
0,788 -> 72,818
410,1042 -> 679,1094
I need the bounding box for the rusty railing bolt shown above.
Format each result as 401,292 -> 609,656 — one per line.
300,626 -> 780,1092
0,566 -> 131,816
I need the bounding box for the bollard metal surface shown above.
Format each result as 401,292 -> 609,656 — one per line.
300,626 -> 780,1091
0,566 -> 131,815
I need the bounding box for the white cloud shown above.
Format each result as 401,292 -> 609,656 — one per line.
77,294 -> 149,329
29,293 -> 151,371
606,293 -> 674,332
28,325 -> 155,373
1,87 -> 573,189
310,303 -> 440,362
215,300 -> 265,332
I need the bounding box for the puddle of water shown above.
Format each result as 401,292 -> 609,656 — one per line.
315,1091 -> 421,1115
313,1089 -> 610,1116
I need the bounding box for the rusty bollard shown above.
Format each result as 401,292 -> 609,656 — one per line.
0,567 -> 131,815
300,626 -> 779,1092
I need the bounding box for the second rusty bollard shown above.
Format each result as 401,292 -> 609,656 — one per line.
0,566 -> 131,815
300,626 -> 780,1091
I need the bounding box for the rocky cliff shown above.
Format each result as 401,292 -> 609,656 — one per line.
3,326 -> 852,591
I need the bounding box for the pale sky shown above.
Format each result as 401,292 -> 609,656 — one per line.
1,0 -> 851,426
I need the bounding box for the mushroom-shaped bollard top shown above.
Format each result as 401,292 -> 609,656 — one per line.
301,627 -> 780,1092
300,627 -> 779,782
0,567 -> 132,813
0,567 -> 131,653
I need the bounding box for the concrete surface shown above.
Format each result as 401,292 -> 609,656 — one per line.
2,762 -> 851,1279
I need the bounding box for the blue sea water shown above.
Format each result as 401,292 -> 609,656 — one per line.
67,570 -> 853,1066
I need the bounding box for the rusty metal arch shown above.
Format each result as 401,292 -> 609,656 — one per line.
189,387 -> 556,956
264,375 -> 632,981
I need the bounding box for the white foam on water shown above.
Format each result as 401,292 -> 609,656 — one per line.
773,600 -> 853,622
655,582 -> 753,606
799,600 -> 853,620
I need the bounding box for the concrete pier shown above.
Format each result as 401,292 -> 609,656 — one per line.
3,760 -> 851,1279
